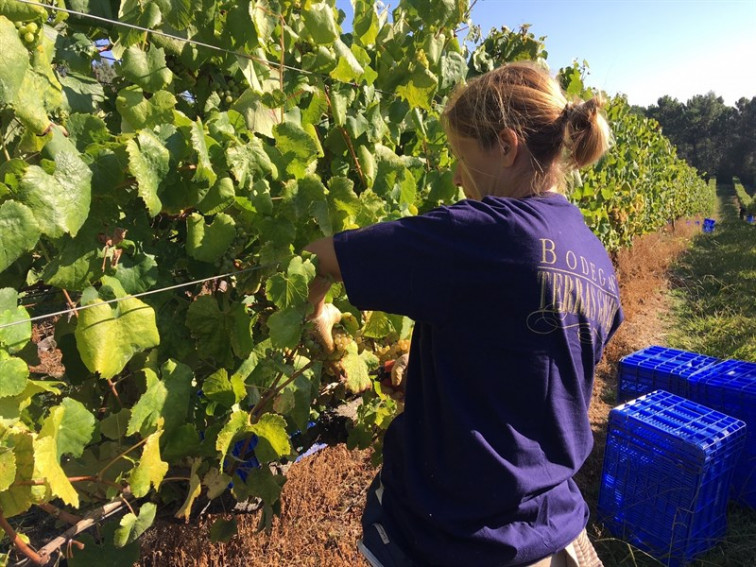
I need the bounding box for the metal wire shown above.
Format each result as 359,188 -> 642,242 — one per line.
13,0 -> 453,110
0,262 -> 278,331
14,0 -> 315,76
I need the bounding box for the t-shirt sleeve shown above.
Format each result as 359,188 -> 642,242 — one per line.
332,207 -> 455,324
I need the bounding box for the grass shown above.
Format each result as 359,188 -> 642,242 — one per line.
592,181 -> 756,566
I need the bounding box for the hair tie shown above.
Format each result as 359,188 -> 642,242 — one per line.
563,102 -> 575,119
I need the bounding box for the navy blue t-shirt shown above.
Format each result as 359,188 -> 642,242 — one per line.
333,194 -> 623,566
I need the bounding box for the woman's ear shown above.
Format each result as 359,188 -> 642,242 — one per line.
497,128 -> 519,167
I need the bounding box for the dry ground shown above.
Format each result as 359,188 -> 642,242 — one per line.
137,220 -> 702,566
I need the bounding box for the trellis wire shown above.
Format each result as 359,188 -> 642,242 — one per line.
0,262 -> 278,331
13,0 -> 457,110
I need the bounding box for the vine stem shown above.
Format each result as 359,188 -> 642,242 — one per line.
15,475 -> 123,492
37,503 -> 82,526
62,289 -> 79,319
227,359 -> 316,478
0,507 -> 46,565
251,360 -> 315,422
279,13 -> 285,123
323,88 -> 367,188
36,500 -> 126,564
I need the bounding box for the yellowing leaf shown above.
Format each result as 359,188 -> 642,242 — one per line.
129,431 -> 168,498
33,435 -> 78,507
0,448 -> 16,492
342,342 -> 371,393
175,458 -> 201,522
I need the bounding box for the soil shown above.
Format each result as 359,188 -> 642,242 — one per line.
19,219 -> 703,566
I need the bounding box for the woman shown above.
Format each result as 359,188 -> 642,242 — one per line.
306,61 -> 623,567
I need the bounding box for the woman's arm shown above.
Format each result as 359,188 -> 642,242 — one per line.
304,236 -> 342,318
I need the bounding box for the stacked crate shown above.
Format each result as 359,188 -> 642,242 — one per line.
601,346 -> 756,564
616,345 -> 721,403
598,391 -> 746,566
688,360 -> 756,507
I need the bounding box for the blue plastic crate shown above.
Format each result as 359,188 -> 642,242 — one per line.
689,359 -> 756,507
617,346 -> 721,403
598,390 -> 747,566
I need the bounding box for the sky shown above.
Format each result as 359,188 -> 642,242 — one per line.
335,0 -> 756,108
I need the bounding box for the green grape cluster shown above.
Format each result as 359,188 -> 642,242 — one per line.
374,339 -> 411,363
332,328 -> 351,355
14,20 -> 39,49
220,77 -> 243,106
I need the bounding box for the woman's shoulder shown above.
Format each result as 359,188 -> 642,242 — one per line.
440,194 -> 579,230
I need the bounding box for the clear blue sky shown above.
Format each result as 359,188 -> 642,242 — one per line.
335,0 -> 756,107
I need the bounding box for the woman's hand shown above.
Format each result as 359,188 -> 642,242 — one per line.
307,302 -> 342,353
390,353 -> 409,388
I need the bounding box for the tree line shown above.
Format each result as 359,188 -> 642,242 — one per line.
636,93 -> 756,187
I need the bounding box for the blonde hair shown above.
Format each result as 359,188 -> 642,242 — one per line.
442,61 -> 612,195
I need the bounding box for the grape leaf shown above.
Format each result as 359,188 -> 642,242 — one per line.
60,72 -> 106,114
249,413 -> 290,463
127,359 -> 193,436
273,121 -> 321,177
202,368 -> 238,408
0,200 -> 40,275
353,0 -> 380,45
190,119 -> 217,187
395,65 -> 438,110
39,397 -> 95,459
226,138 -> 277,187
42,225 -> 104,291
128,430 -> 168,498
0,429 -> 34,517
0,448 -> 16,492
174,458 -> 201,521
100,408 -> 131,440
33,435 -> 79,507
121,45 -> 173,93
127,129 -> 171,216
75,277 -> 160,379
216,411 -> 250,467
153,0 -> 191,29
0,1 -> 47,22
19,132 -> 92,239
111,252 -> 159,295
209,517 -> 237,543
197,176 -> 236,215
114,502 -> 156,547
302,3 -> 339,45
0,355 -> 29,398
330,39 -> 364,83
0,16 -> 29,104
203,467 -> 232,500
186,212 -> 236,263
373,144 -> 416,206
267,305 -> 306,350
230,92 -> 277,138
0,288 -> 31,353
265,256 -> 316,310
116,87 -> 176,131
68,521 -> 140,566
341,342 -> 371,393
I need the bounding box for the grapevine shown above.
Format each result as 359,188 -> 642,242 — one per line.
0,0 -> 710,562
